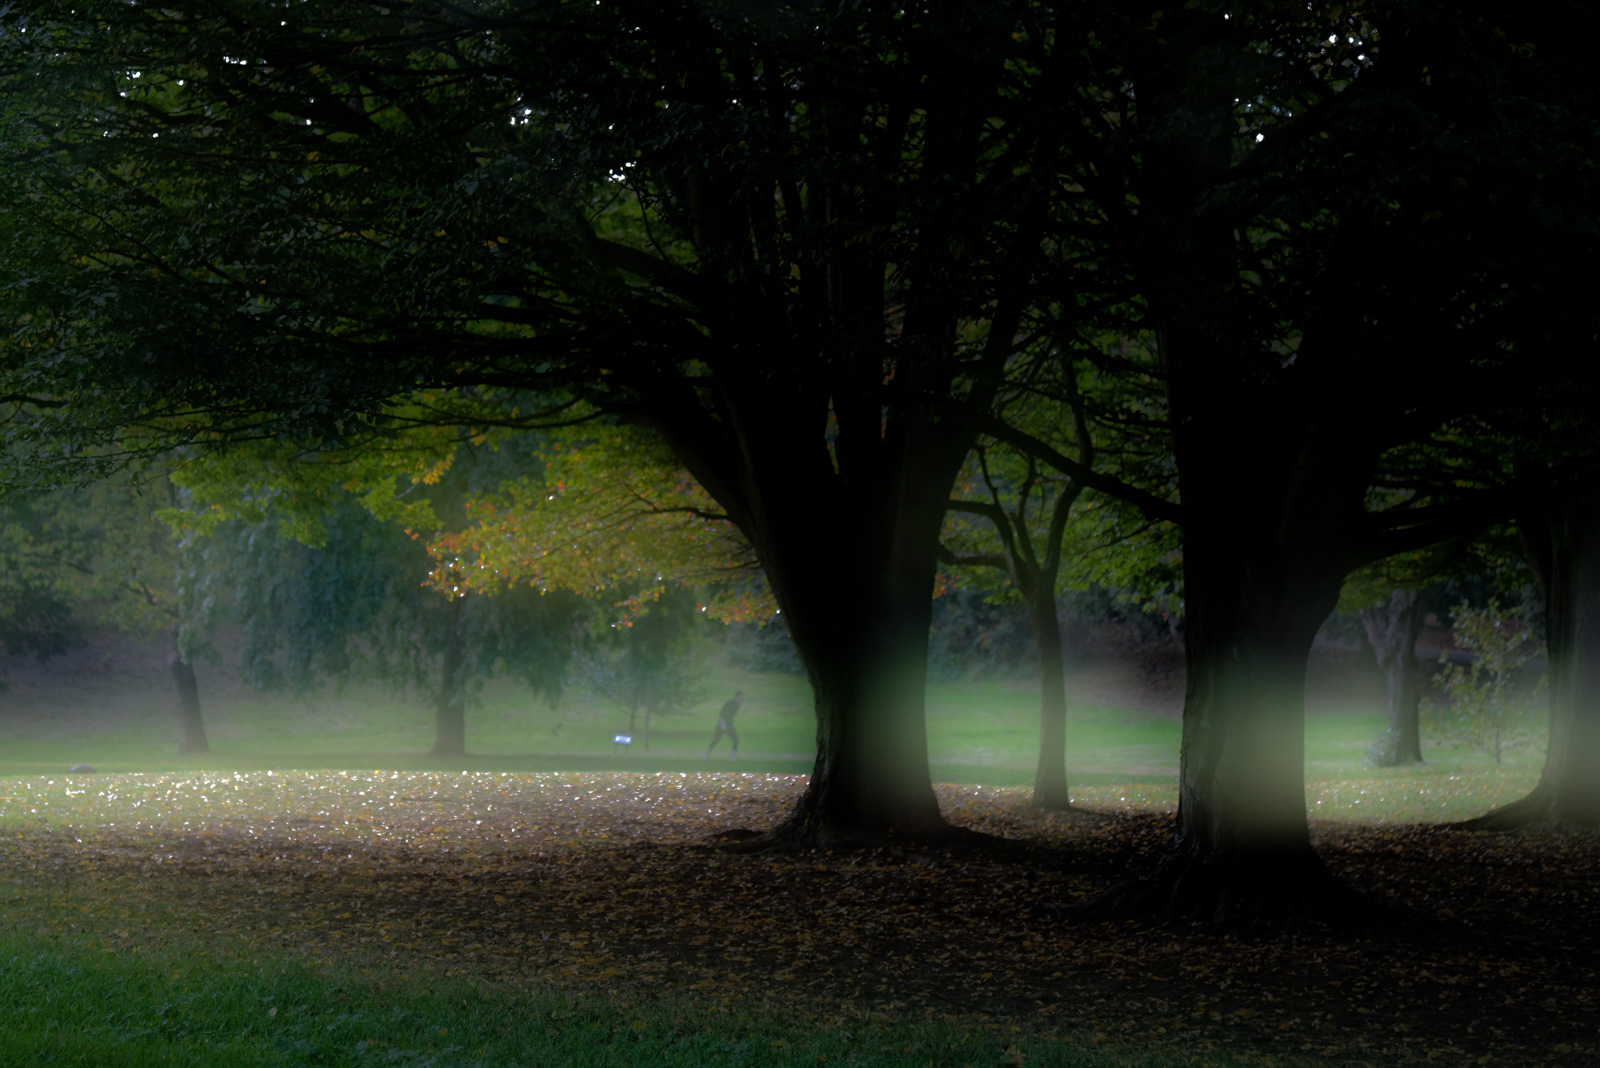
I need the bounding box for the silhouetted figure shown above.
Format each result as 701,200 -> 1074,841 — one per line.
704,690 -> 743,762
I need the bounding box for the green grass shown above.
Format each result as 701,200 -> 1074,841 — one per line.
0,918 -> 1332,1068
0,669 -> 816,778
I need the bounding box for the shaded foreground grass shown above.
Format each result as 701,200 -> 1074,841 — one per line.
2,931 -> 1132,1068
3,771 -> 1598,1066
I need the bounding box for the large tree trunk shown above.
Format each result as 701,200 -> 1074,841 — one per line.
1126,516 -> 1362,923
1463,500 -> 1600,829
168,629 -> 209,755
430,599 -> 467,758
1358,589 -> 1425,765
1085,29 -> 1387,923
1083,500 -> 1381,924
1028,591 -> 1071,811
777,534 -> 948,844
1100,414 -> 1383,923
731,413 -> 971,848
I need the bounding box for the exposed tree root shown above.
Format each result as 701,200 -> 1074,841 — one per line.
705,828 -> 764,843
1455,788 -> 1600,833
1028,801 -> 1114,824
1455,791 -> 1552,833
710,817 -> 994,853
701,814 -> 1070,869
1072,847 -> 1392,933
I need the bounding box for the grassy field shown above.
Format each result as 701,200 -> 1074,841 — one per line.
0,646 -> 1547,823
0,926 -> 1126,1068
2,645 -> 1566,1066
3,925 -> 1366,1068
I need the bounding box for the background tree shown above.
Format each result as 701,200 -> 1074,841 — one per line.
0,474 -> 217,750
170,433 -> 582,758
937,350 -> 1177,809
0,493 -> 87,669
576,586 -> 712,751
1356,589 -> 1426,766
1424,600 -> 1545,765
427,424 -> 769,620
1465,491 -> 1600,828
1336,534 -> 1525,768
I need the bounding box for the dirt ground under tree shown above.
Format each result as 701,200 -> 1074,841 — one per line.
2,771 -> 1595,1066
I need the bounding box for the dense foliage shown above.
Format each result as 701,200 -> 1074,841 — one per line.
3,1 -> 1598,889
1426,600 -> 1546,765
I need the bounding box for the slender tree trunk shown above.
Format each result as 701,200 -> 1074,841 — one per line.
943,454 -> 1084,812
1028,592 -> 1071,810
1464,500 -> 1600,828
1358,589 -> 1425,765
431,599 -> 467,758
169,628 -> 209,755
164,474 -> 209,755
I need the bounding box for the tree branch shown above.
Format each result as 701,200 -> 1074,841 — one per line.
0,394 -> 69,409
937,544 -> 1008,571
965,410 -> 1183,524
947,497 -> 1009,528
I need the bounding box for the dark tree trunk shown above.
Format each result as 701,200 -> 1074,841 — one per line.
639,31 -> 1020,846
1358,589 -> 1425,765
1082,30 -> 1390,923
431,598 -> 467,758
778,541 -> 948,843
1132,514 -> 1363,923
1027,591 -> 1071,811
1096,395 -> 1383,923
168,629 -> 209,755
736,413 -> 971,847
1463,500 -> 1600,829
1078,468 -> 1389,926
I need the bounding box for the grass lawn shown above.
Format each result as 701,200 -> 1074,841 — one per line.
0,657 -> 1548,821
0,926 -> 1114,1068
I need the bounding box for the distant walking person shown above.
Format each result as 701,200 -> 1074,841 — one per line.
704,690 -> 743,762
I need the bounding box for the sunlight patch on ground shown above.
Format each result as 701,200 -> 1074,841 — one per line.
0,765 -> 1545,836
0,770 -> 807,852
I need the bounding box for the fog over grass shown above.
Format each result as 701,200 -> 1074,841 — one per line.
1,624 -> 1545,818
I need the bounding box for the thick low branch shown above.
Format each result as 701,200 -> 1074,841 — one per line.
937,544 -> 1008,571
584,233 -> 704,307
1353,491 -> 1520,566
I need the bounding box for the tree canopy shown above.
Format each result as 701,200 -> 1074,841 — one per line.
4,1 -> 1599,889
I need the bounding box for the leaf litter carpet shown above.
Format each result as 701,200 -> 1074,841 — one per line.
2,770 -> 1597,1065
